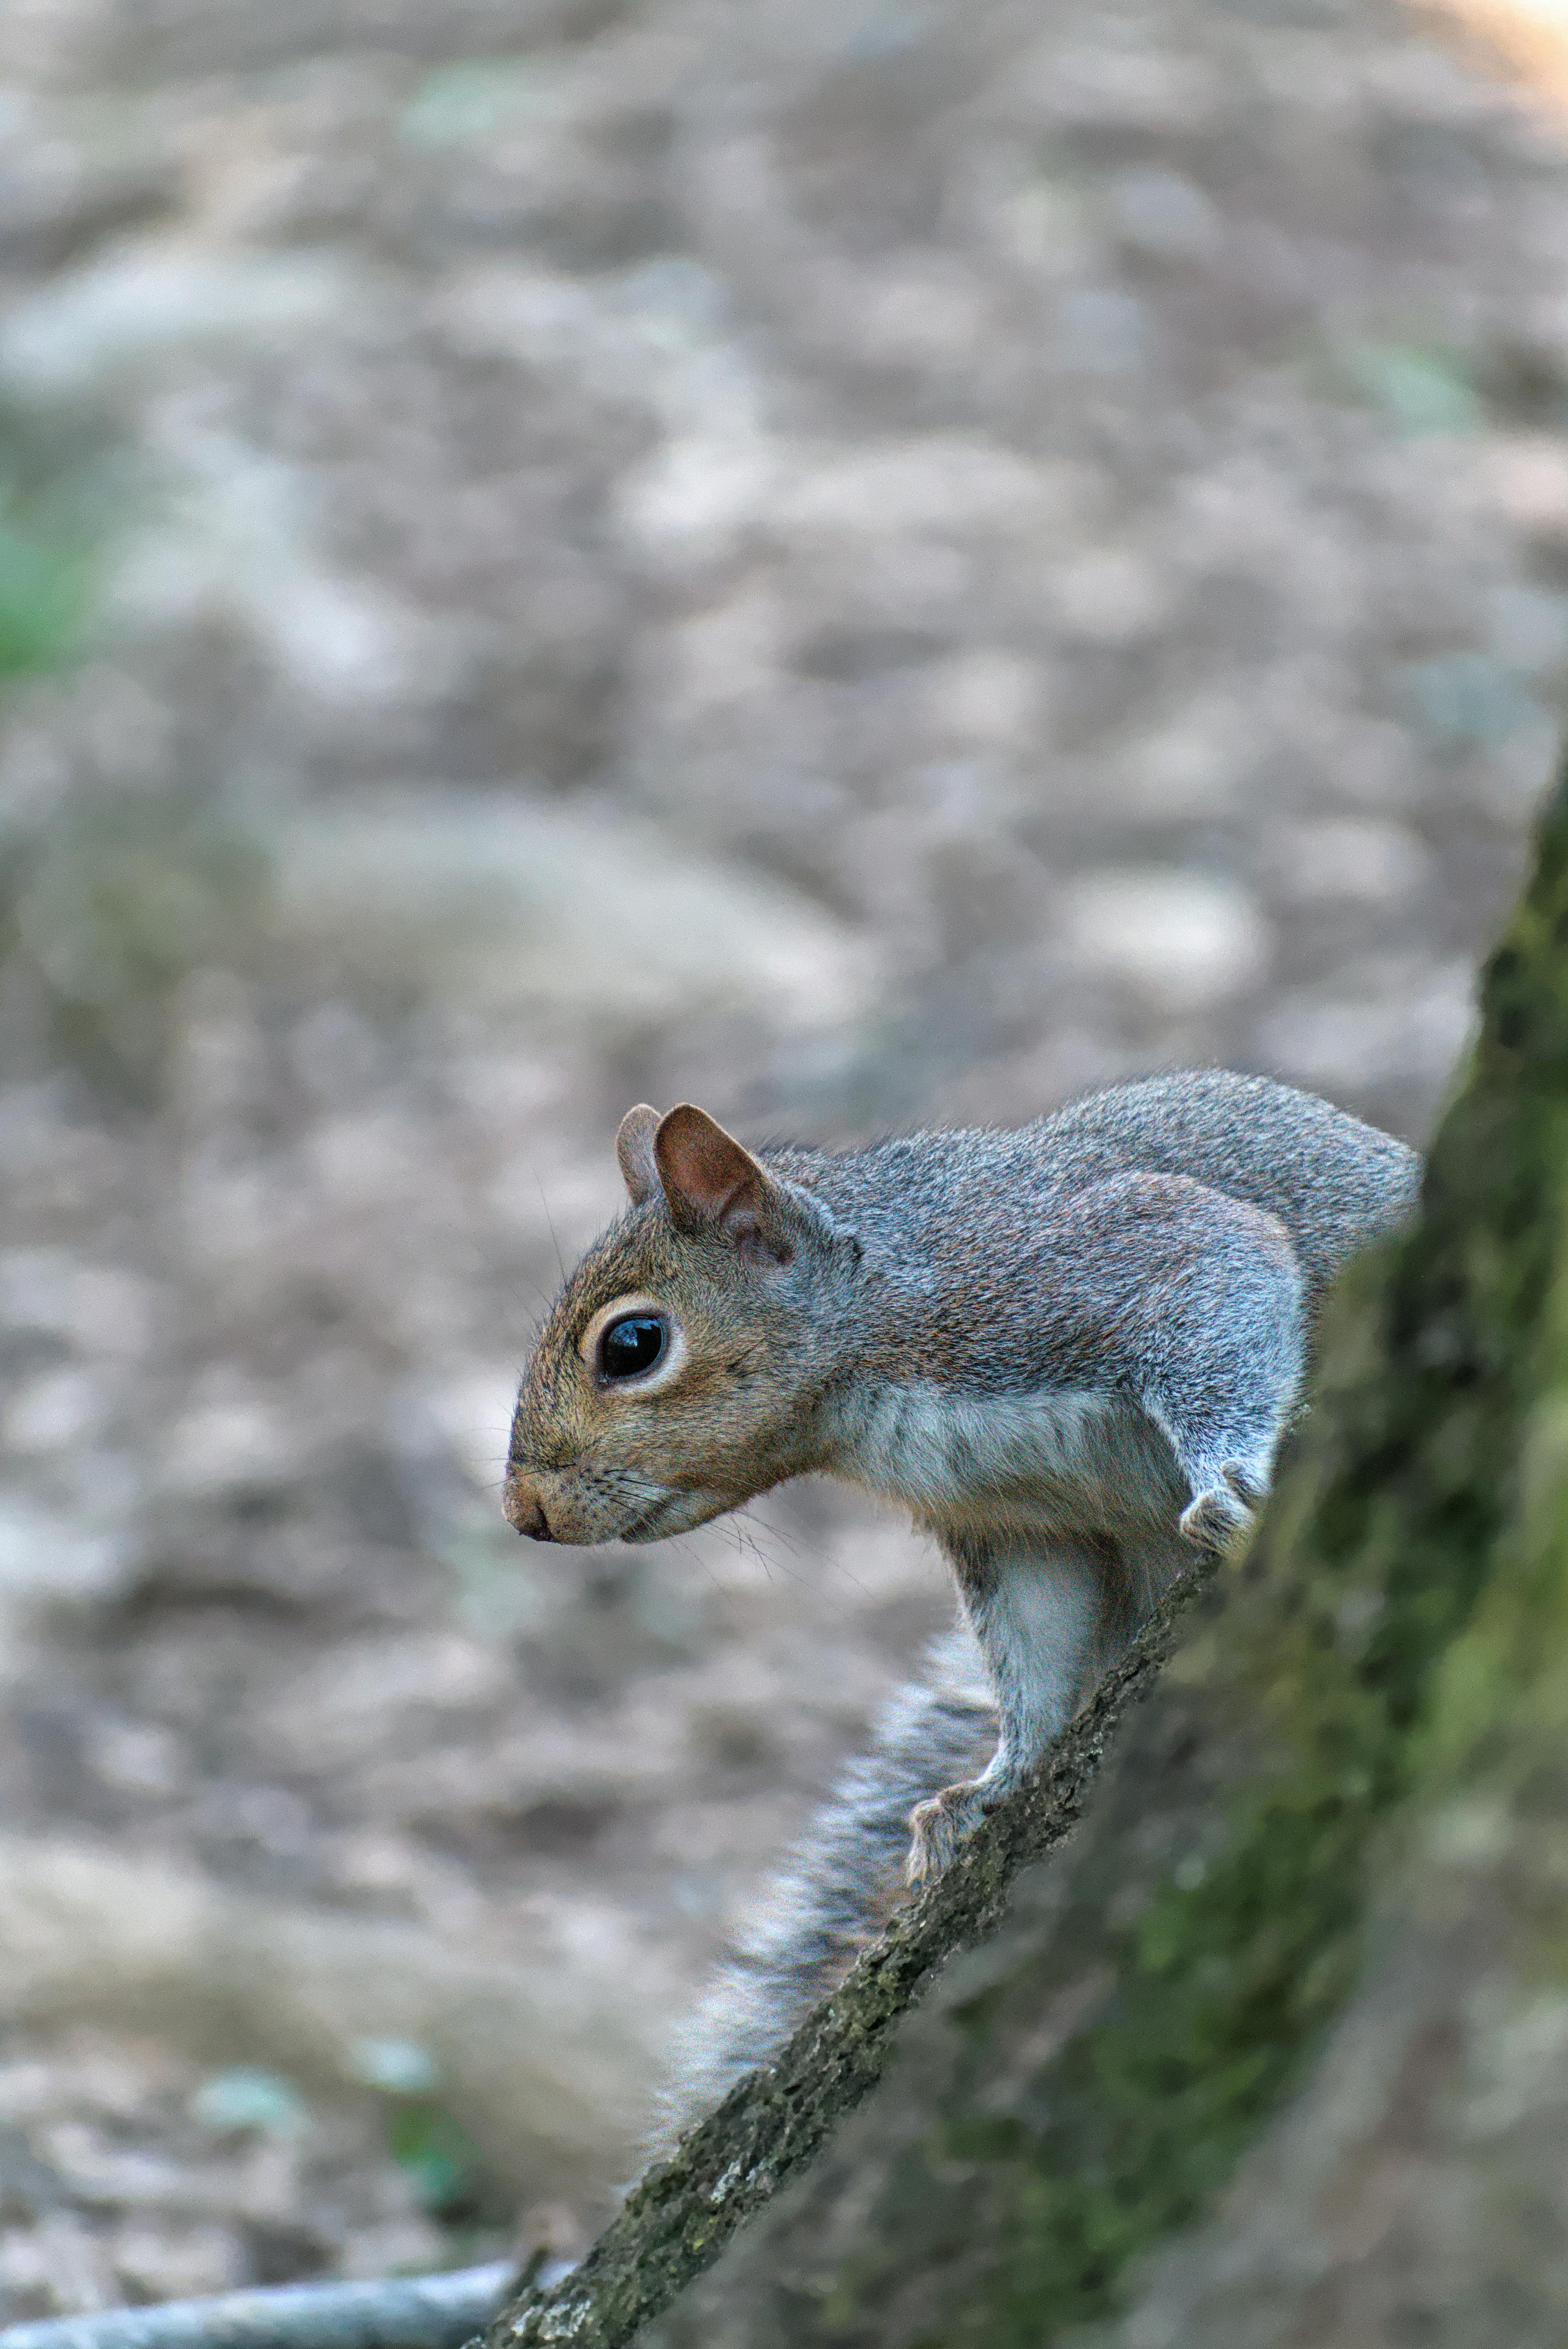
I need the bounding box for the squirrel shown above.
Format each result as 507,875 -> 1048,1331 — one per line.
503,1069 -> 1420,2116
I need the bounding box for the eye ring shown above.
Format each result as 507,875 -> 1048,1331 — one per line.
578,1294 -> 686,1394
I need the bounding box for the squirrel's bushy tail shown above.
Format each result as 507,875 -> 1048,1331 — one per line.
654,1627 -> 998,2144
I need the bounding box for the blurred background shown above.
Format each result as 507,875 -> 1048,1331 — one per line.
0,0 -> 1566,2313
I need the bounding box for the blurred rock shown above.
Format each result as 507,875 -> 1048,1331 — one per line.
0,1496 -> 127,1617
1109,167 -> 1220,265
269,793 -> 880,1032
1262,818 -> 1434,906
1253,955 -> 1479,1094
1486,431 -> 1568,535
0,1834 -> 672,2214
1060,869 -> 1272,1013
0,248 -> 363,401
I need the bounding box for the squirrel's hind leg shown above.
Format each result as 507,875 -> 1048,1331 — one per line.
909,1532 -> 1104,1881
1126,1193 -> 1314,1559
1142,1248 -> 1306,1559
1062,1171 -> 1309,1561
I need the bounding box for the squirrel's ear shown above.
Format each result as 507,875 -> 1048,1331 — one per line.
654,1105 -> 796,1265
616,1104 -> 661,1206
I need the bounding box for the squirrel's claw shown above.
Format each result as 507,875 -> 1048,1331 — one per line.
1222,1461 -> 1267,1512
1179,1461 -> 1265,1554
907,1779 -> 992,1881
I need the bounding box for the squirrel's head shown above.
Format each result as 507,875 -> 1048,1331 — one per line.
504,1103 -> 863,1545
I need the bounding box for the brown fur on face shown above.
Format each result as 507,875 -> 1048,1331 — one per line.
504,1105 -> 860,1545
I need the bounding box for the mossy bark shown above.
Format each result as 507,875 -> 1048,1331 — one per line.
487,772 -> 1568,2349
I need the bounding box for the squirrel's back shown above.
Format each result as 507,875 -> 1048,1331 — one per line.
763,1069 -> 1417,1311
1036,1069 -> 1418,1295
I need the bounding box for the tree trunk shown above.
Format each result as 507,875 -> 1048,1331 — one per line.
489,771 -> 1568,2349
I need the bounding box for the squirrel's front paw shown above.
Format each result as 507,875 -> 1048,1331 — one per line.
907,1780 -> 992,1882
1179,1462 -> 1263,1554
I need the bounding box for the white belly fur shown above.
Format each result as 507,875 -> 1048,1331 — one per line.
836,1380 -> 1188,1544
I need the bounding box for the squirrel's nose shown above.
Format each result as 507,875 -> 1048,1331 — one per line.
503,1472 -> 557,1541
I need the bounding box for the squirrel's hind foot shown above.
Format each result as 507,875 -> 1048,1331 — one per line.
907,1779 -> 993,1881
1179,1463 -> 1263,1555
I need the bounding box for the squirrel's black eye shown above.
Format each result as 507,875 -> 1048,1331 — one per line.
598,1314 -> 666,1381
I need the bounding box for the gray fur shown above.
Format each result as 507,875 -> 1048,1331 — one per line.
655,1627 -> 997,2144
763,1068 -> 1415,1396
763,1073 -> 1418,1870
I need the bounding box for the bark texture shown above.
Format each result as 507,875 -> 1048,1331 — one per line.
489,768 -> 1568,2349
